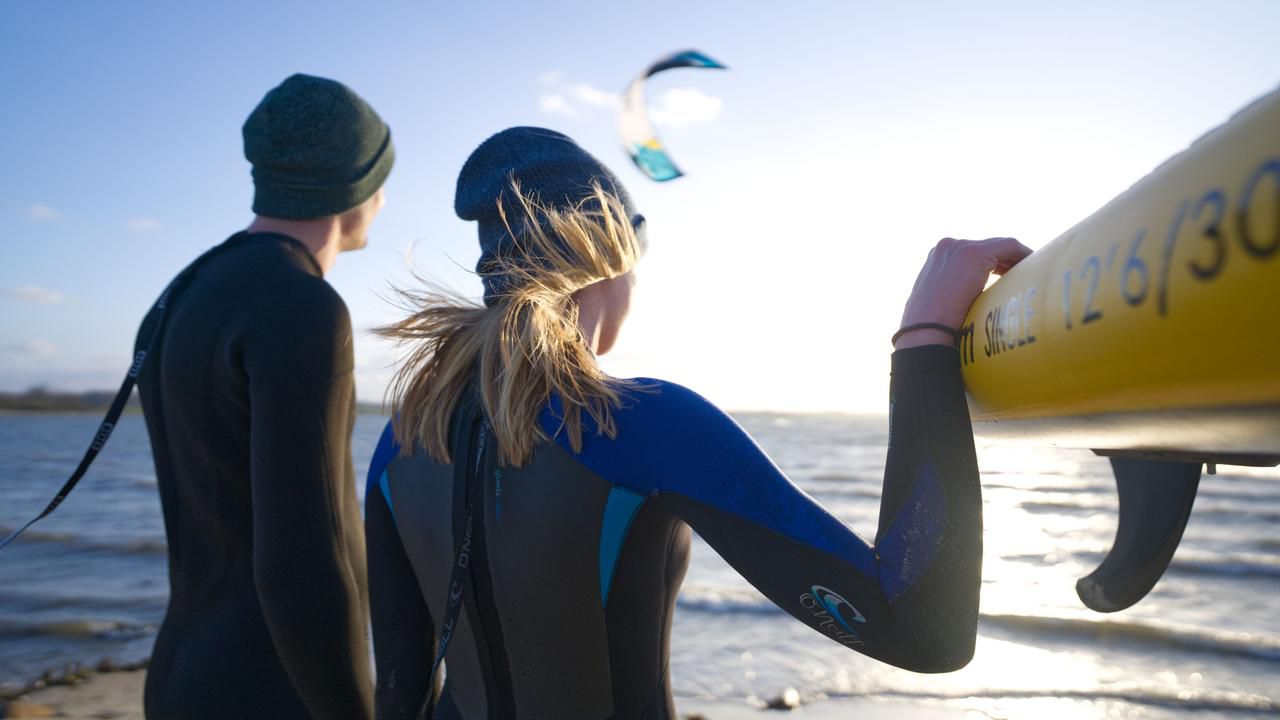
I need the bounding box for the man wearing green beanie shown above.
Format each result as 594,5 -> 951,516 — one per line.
133,74 -> 392,720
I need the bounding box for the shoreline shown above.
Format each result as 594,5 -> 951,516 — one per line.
1,658 -> 149,703
1,662 -> 147,720
1,668 -> 971,720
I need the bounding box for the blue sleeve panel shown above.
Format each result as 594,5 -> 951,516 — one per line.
539,381 -> 936,585
874,461 -> 945,601
541,383 -> 888,577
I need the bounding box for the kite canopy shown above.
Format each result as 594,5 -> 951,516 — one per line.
618,50 -> 727,182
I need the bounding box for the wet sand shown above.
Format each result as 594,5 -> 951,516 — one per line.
1,670 -> 973,719
1,670 -> 143,719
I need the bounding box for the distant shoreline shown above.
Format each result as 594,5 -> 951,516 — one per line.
0,405 -> 391,416
0,390 -> 137,413
0,390 -> 880,419
0,408 -> 144,416
0,389 -> 389,415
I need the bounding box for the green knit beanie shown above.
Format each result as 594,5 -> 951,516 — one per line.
243,74 -> 395,219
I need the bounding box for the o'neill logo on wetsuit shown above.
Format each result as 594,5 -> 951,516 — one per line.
799,584 -> 865,647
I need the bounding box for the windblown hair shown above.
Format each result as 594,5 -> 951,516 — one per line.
377,179 -> 644,466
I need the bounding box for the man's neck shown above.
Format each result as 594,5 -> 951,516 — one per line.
245,216 -> 342,275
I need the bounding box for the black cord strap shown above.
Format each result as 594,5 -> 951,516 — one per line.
891,322 -> 960,347
0,270 -> 192,551
416,402 -> 488,720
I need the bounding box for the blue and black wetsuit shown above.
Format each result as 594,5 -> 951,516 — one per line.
366,345 -> 981,719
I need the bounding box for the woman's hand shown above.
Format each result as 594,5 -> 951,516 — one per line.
896,237 -> 1033,349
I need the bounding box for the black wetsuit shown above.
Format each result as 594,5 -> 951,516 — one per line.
366,345 -> 981,719
135,232 -> 373,720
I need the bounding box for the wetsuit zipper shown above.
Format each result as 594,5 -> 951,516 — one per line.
463,422 -> 517,719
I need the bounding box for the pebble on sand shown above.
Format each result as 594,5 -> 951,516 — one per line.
764,687 -> 801,710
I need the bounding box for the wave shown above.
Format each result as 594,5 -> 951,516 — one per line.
985,482 -> 1105,495
981,613 -> 1280,663
0,618 -> 153,642
677,587 -> 783,617
1001,548 -> 1280,582
1018,498 -> 1280,525
829,685 -> 1276,715
806,473 -> 876,485
1196,486 -> 1280,504
1192,506 -> 1280,524
675,590 -> 1280,664
803,485 -> 883,501
0,589 -> 166,614
999,551 -> 1094,566
0,526 -> 166,556
1169,552 -> 1280,580
1018,499 -> 1107,516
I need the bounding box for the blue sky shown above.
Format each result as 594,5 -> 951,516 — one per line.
2,1 -> 1277,411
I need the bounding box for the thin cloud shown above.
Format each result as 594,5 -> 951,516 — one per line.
128,217 -> 162,232
649,87 -> 723,128
4,339 -> 57,356
536,73 -> 619,118
2,285 -> 63,304
536,73 -> 721,129
28,204 -> 58,220
569,83 -> 618,110
539,93 -> 576,118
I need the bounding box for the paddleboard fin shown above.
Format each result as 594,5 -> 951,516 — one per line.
1075,457 -> 1201,613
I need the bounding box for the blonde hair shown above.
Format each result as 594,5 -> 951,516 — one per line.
377,179 -> 644,466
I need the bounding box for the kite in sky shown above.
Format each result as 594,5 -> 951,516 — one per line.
618,49 -> 728,182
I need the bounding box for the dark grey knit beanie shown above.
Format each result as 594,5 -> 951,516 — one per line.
243,74 -> 395,219
454,127 -> 646,306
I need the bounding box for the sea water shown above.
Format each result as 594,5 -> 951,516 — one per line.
1,413 -> 1276,718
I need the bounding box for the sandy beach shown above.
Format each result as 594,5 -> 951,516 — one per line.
0,669 -> 974,719
1,670 -> 144,719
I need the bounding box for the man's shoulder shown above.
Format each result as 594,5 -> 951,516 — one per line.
273,269 -> 348,317
212,242 -> 348,319
193,247 -> 351,356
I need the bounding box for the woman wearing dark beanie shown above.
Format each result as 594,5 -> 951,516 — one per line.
365,126 -> 1030,718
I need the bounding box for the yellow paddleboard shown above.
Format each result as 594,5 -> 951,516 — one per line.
960,87 -> 1280,462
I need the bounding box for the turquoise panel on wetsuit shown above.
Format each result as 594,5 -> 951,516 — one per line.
598,486 -> 647,606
